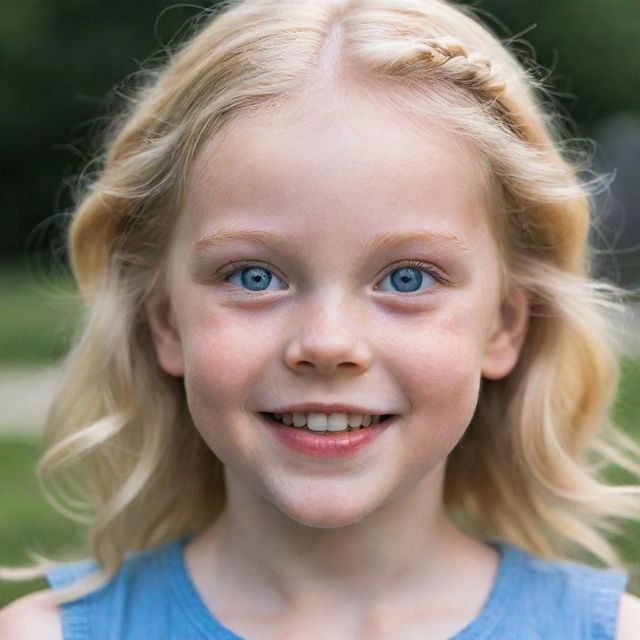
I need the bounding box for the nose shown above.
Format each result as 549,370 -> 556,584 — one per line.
284,292 -> 373,376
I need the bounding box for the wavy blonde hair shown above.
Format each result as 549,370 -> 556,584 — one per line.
4,0 -> 640,603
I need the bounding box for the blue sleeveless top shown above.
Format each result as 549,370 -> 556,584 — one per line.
45,535 -> 628,639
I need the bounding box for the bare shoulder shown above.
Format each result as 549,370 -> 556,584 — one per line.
0,590 -> 62,640
617,592 -> 640,640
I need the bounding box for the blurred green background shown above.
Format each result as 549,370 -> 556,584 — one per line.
1,0 -> 639,607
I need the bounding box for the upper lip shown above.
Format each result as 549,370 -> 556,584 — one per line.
263,403 -> 396,415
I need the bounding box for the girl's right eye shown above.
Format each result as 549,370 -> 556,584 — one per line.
224,264 -> 287,292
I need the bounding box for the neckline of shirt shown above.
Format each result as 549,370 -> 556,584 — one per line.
164,534 -> 523,640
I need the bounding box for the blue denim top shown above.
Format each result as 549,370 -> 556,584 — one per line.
45,535 -> 628,639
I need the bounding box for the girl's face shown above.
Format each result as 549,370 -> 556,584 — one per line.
147,94 -> 528,527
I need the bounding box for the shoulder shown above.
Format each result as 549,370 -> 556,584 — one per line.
617,593 -> 640,640
507,544 -> 626,595
0,590 -> 62,640
497,542 -> 631,638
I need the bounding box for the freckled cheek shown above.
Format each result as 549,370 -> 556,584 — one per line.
390,322 -> 485,438
180,309 -> 278,408
411,350 -> 480,417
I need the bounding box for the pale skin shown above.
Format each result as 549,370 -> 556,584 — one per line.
2,90 -> 640,639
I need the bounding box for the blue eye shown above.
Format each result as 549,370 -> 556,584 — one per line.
377,266 -> 437,293
222,262 -> 440,294
226,265 -> 285,291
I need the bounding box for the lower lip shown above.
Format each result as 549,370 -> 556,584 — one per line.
260,414 -> 396,458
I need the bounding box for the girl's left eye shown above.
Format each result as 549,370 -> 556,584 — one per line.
376,263 -> 441,294
225,264 -> 286,292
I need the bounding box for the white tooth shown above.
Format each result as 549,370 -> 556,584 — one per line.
372,415 -> 380,424
348,414 -> 363,428
307,413 -> 328,431
282,413 -> 293,426
327,413 -> 348,431
293,413 -> 306,427
362,414 -> 372,427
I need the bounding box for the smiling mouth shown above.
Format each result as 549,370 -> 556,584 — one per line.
260,412 -> 397,434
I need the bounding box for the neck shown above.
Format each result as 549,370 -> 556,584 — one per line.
185,463 -> 496,629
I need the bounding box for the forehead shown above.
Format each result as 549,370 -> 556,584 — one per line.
181,92 -> 495,246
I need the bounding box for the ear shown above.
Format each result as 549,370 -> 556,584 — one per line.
481,286 -> 530,380
145,294 -> 185,377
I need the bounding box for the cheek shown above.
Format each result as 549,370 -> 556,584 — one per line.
180,306 -> 278,407
177,305 -> 279,457
392,309 -> 487,433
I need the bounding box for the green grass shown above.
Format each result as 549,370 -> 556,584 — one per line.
614,357 -> 640,431
605,357 -> 640,595
0,262 -> 82,365
0,437 -> 84,606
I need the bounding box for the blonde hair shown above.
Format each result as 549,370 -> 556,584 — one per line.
3,0 -> 640,603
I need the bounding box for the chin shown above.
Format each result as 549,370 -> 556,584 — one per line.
276,492 -> 378,529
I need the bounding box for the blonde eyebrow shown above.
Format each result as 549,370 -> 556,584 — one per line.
364,230 -> 471,254
193,227 -> 470,254
194,228 -> 302,252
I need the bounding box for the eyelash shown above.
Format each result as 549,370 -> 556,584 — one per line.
217,259 -> 448,294
375,259 -> 447,293
218,261 -> 288,290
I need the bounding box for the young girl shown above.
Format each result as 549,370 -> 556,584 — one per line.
2,0 -> 640,638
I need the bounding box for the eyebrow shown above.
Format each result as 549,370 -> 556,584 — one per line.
364,230 -> 471,254
194,228 -> 303,253
193,227 -> 471,254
